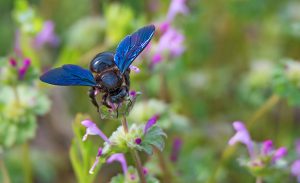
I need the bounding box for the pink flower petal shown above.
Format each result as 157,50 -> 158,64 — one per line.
107,153 -> 128,175
81,120 -> 110,143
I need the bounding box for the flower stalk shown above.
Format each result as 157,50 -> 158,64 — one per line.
0,157 -> 11,183
121,115 -> 146,183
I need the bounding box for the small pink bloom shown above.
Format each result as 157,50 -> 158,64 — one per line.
144,115 -> 159,134
81,120 -> 110,144
228,121 -> 254,158
135,138 -> 142,145
167,0 -> 189,22
107,153 -> 128,175
34,21 -> 59,48
170,137 -> 182,162
89,147 -> 103,174
129,65 -> 140,73
291,160 -> 300,183
272,147 -> 287,163
151,54 -> 163,64
9,58 -> 17,67
261,140 -> 273,155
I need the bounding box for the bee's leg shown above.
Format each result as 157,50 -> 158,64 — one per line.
101,93 -> 112,109
88,87 -> 99,112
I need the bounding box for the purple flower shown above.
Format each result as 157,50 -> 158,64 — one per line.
81,120 -> 110,144
135,138 -> 142,145
228,121 -> 254,158
261,140 -> 273,155
144,115 -> 159,134
166,0 -> 189,22
89,147 -> 103,174
107,153 -> 128,175
143,167 -> 148,175
9,58 -> 17,67
152,27 -> 185,63
170,137 -> 182,162
34,21 -> 59,48
151,53 -> 163,65
129,90 -> 137,97
129,65 -> 140,73
291,160 -> 300,183
272,147 -> 287,163
18,58 -> 31,80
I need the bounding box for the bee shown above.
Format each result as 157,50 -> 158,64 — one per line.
40,25 -> 155,114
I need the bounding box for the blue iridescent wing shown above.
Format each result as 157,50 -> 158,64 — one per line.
40,64 -> 96,86
114,25 -> 155,73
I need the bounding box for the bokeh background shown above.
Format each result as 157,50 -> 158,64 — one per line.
1,0 -> 300,182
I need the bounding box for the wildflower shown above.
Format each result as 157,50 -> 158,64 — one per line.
89,147 -> 103,174
228,121 -> 254,158
151,26 -> 185,66
34,21 -> 59,48
18,58 -> 31,80
129,65 -> 140,73
228,121 -> 288,178
272,147 -> 288,163
9,58 -> 17,67
144,115 -> 159,134
81,120 -> 110,143
107,153 -> 128,175
291,139 -> 300,182
166,0 -> 189,22
135,138 -> 142,145
170,137 -> 182,162
291,160 -> 300,183
261,140 -> 273,155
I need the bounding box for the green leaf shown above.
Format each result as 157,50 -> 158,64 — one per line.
140,125 -> 166,155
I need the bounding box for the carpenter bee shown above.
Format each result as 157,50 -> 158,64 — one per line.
40,25 -> 155,114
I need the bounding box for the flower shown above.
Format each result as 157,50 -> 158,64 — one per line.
107,153 -> 128,175
34,20 -> 59,48
144,115 -> 159,134
261,140 -> 273,155
170,137 -> 182,162
291,160 -> 300,183
153,27 -> 185,62
89,147 -> 103,174
166,0 -> 189,22
135,138 -> 142,145
18,58 -> 31,80
9,58 -> 17,67
272,147 -> 288,163
129,65 -> 140,73
81,120 -> 110,143
228,121 -> 254,158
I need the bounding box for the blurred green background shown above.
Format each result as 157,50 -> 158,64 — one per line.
1,0 -> 300,182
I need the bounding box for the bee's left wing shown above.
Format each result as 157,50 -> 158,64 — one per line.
114,25 -> 155,74
40,64 -> 96,86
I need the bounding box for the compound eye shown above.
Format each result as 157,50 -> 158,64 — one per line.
90,51 -> 115,73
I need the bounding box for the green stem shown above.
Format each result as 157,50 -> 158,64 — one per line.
12,86 -> 20,106
130,150 -> 146,183
155,148 -> 173,183
0,157 -> 11,183
121,115 -> 146,183
22,143 -> 32,183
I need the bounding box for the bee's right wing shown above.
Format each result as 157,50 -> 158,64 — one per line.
40,64 -> 96,86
